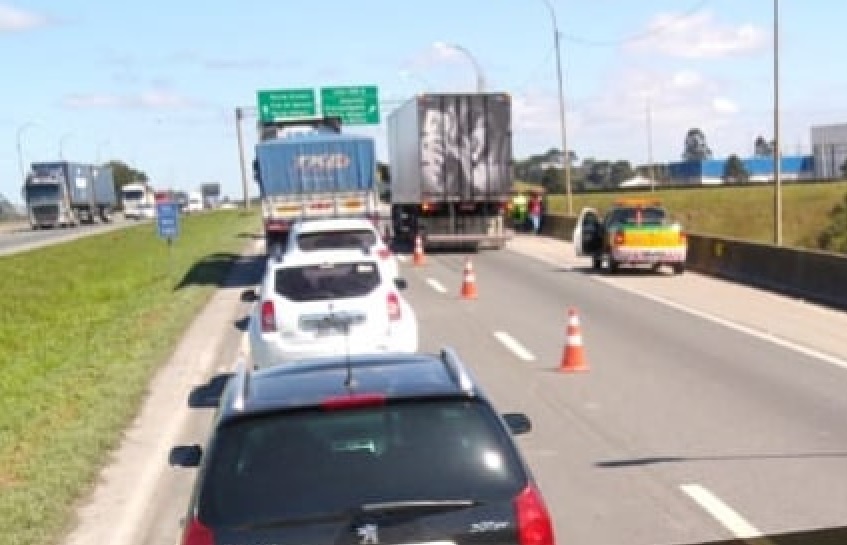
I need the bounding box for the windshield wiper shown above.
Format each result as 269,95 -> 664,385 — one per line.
239,500 -> 481,530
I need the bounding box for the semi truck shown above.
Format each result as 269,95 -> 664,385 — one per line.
120,182 -> 156,219
386,92 -> 514,250
23,161 -> 116,229
253,116 -> 379,253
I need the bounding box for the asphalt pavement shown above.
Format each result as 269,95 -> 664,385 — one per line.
56,232 -> 847,545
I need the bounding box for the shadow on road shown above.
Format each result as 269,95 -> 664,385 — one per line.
174,253 -> 265,291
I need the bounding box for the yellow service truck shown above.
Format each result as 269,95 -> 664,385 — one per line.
573,199 -> 687,274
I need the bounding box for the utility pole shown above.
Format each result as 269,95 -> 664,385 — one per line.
773,0 -> 782,245
542,0 -> 572,215
647,99 -> 656,191
235,107 -> 250,210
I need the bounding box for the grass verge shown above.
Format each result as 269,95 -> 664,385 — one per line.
543,181 -> 847,250
0,209 -> 260,545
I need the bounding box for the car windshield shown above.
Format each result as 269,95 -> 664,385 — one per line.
274,261 -> 381,301
609,206 -> 667,226
296,229 -> 378,251
198,399 -> 525,527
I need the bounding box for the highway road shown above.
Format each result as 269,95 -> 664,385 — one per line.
59,233 -> 847,545
0,216 -> 143,256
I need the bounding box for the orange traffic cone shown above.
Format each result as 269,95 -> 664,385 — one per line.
559,308 -> 589,372
413,235 -> 426,266
460,258 -> 478,300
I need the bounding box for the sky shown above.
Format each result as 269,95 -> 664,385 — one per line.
1,0 -> 845,203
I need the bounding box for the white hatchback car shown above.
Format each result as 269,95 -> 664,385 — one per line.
282,218 -> 399,281
248,247 -> 418,369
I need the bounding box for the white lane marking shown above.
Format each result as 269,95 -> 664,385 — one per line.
397,254 -> 408,263
681,484 -> 774,545
493,331 -> 536,362
427,278 -> 447,294
598,278 -> 847,372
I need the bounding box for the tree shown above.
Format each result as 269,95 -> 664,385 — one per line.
105,160 -> 149,194
724,154 -> 749,183
754,135 -> 775,157
609,160 -> 634,186
540,167 -> 564,194
682,128 -> 713,161
817,192 -> 847,253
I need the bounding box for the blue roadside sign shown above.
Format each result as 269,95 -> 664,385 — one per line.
156,202 -> 180,240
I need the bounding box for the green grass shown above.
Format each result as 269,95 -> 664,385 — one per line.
0,209 -> 260,545
542,181 -> 847,249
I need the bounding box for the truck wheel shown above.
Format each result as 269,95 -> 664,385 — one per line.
673,263 -> 685,275
591,256 -> 602,270
607,259 -> 620,274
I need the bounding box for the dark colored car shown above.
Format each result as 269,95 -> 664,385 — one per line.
170,348 -> 555,545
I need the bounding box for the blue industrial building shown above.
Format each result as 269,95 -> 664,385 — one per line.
668,155 -> 815,185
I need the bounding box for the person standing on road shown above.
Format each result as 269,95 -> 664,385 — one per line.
528,192 -> 543,235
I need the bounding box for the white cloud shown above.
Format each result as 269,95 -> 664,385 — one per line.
712,97 -> 739,114
62,90 -> 199,110
0,3 -> 49,31
628,10 -> 767,59
672,70 -> 703,89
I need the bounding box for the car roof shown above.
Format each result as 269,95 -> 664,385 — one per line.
221,350 -> 480,420
291,217 -> 378,234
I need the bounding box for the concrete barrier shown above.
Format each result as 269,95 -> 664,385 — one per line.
544,213 -> 847,311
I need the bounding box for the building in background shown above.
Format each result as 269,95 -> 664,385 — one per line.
810,123 -> 847,179
667,155 -> 815,185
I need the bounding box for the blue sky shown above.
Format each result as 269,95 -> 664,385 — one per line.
1,0 -> 844,203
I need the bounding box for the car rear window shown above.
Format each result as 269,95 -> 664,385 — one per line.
610,206 -> 667,226
274,261 -> 381,301
198,399 -> 526,527
296,229 -> 377,251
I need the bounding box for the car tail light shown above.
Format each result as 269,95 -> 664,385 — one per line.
679,231 -> 687,243
515,485 -> 555,545
377,247 -> 392,260
260,300 -> 276,333
421,202 -> 433,213
181,517 -> 214,545
387,292 -> 401,321
322,393 -> 386,410
614,232 -> 625,245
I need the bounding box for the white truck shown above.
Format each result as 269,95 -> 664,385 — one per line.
121,182 -> 156,220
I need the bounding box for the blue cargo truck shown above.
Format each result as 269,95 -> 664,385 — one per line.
23,161 -> 117,229
253,117 -> 379,253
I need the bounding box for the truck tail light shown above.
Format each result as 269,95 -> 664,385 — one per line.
387,292 -> 401,321
377,247 -> 392,260
614,232 -> 625,245
515,485 -> 555,545
679,231 -> 687,243
181,517 -> 214,545
260,301 -> 277,332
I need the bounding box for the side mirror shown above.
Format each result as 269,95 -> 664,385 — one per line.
394,278 -> 408,290
169,444 -> 203,467
502,413 -> 532,435
241,288 -> 259,303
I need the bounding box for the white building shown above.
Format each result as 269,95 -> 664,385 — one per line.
810,123 -> 847,179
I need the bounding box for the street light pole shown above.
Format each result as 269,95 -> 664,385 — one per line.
773,0 -> 782,246
435,42 -> 486,92
235,107 -> 250,210
542,0 -> 572,215
59,132 -> 74,160
16,122 -> 37,183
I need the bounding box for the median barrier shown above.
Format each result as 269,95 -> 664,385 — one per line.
543,213 -> 847,311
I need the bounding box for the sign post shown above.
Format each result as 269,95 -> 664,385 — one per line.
156,201 -> 181,279
320,85 -> 380,125
257,89 -> 317,122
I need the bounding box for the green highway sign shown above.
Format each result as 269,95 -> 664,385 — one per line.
257,89 -> 316,121
320,85 -> 380,125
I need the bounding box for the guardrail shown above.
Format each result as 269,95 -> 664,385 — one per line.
541,214 -> 847,311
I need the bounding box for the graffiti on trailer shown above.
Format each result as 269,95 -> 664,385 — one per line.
295,153 -> 351,171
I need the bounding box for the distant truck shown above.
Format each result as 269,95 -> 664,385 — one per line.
573,198 -> 688,275
23,161 -> 116,229
253,116 -> 379,253
120,182 -> 156,220
386,92 -> 514,250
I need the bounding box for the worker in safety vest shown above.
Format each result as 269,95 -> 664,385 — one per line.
510,191 -> 528,230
